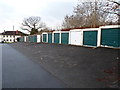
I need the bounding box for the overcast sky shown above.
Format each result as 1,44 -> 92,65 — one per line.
0,0 -> 79,33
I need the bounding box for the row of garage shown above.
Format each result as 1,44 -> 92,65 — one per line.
42,31 -> 69,44
19,25 -> 120,48
19,35 -> 41,43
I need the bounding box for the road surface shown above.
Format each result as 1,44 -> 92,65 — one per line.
2,44 -> 65,88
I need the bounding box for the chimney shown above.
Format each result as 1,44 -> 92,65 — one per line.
16,30 -> 19,34
4,30 -> 5,34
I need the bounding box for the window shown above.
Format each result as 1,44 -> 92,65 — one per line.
7,39 -> 8,41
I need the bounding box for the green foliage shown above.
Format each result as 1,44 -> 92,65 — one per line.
30,28 -> 38,35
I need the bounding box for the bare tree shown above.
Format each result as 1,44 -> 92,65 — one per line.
101,0 -> 120,24
104,0 -> 120,16
62,15 -> 79,28
20,16 -> 46,35
62,1 -> 109,28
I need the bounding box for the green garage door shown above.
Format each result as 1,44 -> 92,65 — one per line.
83,31 -> 98,46
101,28 -> 120,47
28,36 -> 30,42
48,33 -> 52,43
26,37 -> 29,42
30,36 -> 32,42
31,36 -> 34,42
54,33 -> 60,44
28,36 -> 31,42
30,36 -> 33,42
43,34 -> 47,42
61,33 -> 69,44
20,37 -> 24,42
20,37 -> 22,42
33,36 -> 37,42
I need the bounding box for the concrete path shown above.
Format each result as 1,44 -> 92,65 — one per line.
2,44 -> 65,88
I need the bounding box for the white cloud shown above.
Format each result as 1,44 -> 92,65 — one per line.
0,0 -> 78,33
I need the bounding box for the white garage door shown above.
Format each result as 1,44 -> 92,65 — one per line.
69,31 -> 83,45
37,35 -> 41,43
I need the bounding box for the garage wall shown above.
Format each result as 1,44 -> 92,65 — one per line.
21,25 -> 119,49
24,35 -> 40,43
24,36 -> 27,42
26,36 -> 29,42
37,35 -> 41,43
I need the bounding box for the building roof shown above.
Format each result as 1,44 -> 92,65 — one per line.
1,31 -> 28,36
61,28 -> 72,31
60,26 -> 101,31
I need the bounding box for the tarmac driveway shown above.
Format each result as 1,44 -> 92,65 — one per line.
9,43 -> 119,88
2,44 -> 65,88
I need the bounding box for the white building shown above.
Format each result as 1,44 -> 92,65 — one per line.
0,30 -> 27,43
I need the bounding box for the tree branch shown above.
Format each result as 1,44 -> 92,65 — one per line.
20,27 -> 31,32
102,10 -> 120,16
107,0 -> 120,6
20,16 -> 46,34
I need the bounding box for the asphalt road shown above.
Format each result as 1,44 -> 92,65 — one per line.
9,42 -> 119,88
2,44 -> 65,88
0,44 -> 2,90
